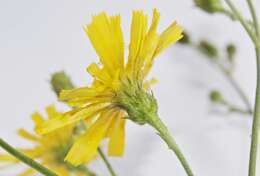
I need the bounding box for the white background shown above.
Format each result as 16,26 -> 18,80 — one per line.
0,0 -> 260,175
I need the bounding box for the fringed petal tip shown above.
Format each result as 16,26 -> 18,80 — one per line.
17,128 -> 38,142
34,120 -> 59,135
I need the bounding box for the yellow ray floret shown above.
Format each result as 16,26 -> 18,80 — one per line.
0,105 -> 91,176
37,9 -> 183,166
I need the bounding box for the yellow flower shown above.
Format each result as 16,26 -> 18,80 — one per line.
0,106 -> 92,176
37,9 -> 183,166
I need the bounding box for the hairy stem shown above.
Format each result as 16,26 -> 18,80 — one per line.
148,115 -> 194,176
0,138 -> 57,176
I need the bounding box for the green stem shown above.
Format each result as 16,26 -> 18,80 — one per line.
249,48 -> 260,176
224,0 -> 259,48
0,138 -> 57,176
216,62 -> 253,114
224,1 -> 260,176
220,99 -> 252,115
247,0 -> 260,38
224,72 -> 253,114
219,8 -> 236,20
97,148 -> 117,176
147,114 -> 194,176
192,41 -> 253,114
247,1 -> 260,175
219,8 -> 253,27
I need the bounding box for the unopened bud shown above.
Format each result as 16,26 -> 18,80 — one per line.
209,90 -> 222,103
194,0 -> 223,13
199,40 -> 218,59
226,43 -> 236,62
50,71 -> 74,96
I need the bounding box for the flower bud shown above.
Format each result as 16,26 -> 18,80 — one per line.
199,40 -> 218,59
209,90 -> 222,103
50,71 -> 74,96
194,0 -> 223,13
226,43 -> 236,62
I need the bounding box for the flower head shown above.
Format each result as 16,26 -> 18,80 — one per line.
37,9 -> 183,166
0,106 -> 92,176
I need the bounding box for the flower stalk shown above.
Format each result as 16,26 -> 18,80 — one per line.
180,32 -> 252,115
247,0 -> 260,175
249,48 -> 260,176
224,0 -> 259,48
223,0 -> 260,175
116,80 -> 194,176
97,148 -> 117,176
0,138 -> 57,176
216,62 -> 253,114
147,114 -> 194,176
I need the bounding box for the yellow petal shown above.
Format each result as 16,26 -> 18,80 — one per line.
65,111 -> 114,166
110,15 -> 124,68
87,63 -> 112,83
143,77 -> 158,90
126,10 -> 148,73
46,105 -> 60,119
31,112 -> 44,126
0,153 -> 16,162
108,113 -> 126,156
154,21 -> 183,57
65,97 -> 109,107
105,113 -> 118,138
91,79 -> 107,92
148,9 -> 160,34
51,165 -> 69,176
59,87 -> 97,101
18,168 -> 35,176
137,9 -> 160,72
36,103 -> 109,134
0,148 -> 42,162
139,10 -> 160,78
85,12 -> 124,74
142,22 -> 182,77
22,148 -> 43,158
17,129 -> 38,142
